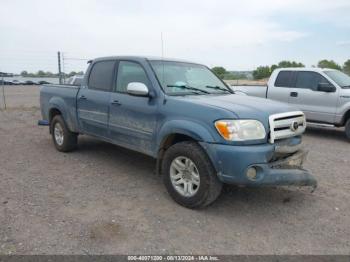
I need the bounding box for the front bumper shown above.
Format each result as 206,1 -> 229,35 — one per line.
200,138 -> 317,188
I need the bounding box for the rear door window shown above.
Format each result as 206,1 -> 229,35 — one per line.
88,60 -> 116,91
275,71 -> 295,87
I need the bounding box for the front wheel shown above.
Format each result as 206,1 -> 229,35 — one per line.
50,115 -> 78,152
162,141 -> 223,208
345,119 -> 350,141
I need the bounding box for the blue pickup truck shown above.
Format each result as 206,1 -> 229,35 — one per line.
40,56 -> 317,208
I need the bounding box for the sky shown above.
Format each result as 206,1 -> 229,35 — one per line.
0,0 -> 350,74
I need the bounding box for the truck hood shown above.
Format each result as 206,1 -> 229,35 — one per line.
182,94 -> 297,120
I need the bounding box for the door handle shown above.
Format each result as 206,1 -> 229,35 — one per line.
290,92 -> 298,97
111,100 -> 121,106
79,95 -> 87,100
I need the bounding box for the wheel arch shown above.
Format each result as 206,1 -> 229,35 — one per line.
155,120 -> 216,175
47,97 -> 78,133
342,109 -> 350,126
49,107 -> 62,122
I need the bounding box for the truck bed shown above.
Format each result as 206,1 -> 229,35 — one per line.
40,84 -> 80,132
231,85 -> 267,98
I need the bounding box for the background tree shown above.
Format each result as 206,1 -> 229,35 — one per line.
270,64 -> 278,72
37,70 -> 46,77
343,59 -> 350,75
45,71 -> 54,77
20,71 -> 28,77
19,70 -> 61,77
211,67 -> 248,80
252,66 -> 271,80
211,66 -> 227,79
277,60 -> 304,68
252,60 -> 304,80
67,71 -> 77,77
317,59 -> 341,70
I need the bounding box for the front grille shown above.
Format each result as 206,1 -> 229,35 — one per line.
269,111 -> 306,143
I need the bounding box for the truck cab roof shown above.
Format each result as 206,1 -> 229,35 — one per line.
274,67 -> 338,73
90,56 -> 197,64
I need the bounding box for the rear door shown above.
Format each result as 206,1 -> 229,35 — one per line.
288,71 -> 338,123
77,60 -> 116,138
267,70 -> 295,103
108,60 -> 158,155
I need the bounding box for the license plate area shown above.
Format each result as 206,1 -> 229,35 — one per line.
269,150 -> 307,169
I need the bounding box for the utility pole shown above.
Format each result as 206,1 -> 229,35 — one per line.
62,52 -> 66,84
1,73 -> 6,110
57,51 -> 62,84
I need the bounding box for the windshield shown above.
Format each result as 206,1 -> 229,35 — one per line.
324,70 -> 350,88
149,60 -> 231,95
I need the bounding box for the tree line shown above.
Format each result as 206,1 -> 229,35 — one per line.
252,59 -> 350,80
20,70 -> 84,78
210,67 -> 248,80
212,59 -> 350,80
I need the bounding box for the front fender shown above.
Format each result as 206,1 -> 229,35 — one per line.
336,99 -> 350,124
156,119 -> 215,151
48,97 -> 78,132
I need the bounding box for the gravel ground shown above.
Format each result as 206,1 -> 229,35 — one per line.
0,86 -> 349,255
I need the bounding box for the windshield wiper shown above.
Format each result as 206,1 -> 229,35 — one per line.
205,85 -> 233,93
166,85 -> 210,94
342,85 -> 350,89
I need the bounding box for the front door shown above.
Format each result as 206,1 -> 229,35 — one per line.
108,61 -> 158,154
267,70 -> 295,103
288,71 -> 338,123
77,60 -> 116,138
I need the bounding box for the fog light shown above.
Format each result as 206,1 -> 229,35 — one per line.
246,167 -> 257,181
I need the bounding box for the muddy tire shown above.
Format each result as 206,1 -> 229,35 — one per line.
162,141 -> 222,208
346,119 -> 350,141
50,115 -> 78,152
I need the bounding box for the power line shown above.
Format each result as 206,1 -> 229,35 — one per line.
64,57 -> 90,61
0,51 -> 89,74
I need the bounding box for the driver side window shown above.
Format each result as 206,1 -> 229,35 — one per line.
116,61 -> 149,93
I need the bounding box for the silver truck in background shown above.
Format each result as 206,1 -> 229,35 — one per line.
232,68 -> 350,140
65,75 -> 84,86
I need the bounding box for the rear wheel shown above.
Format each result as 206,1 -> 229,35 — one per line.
345,119 -> 350,141
162,141 -> 222,208
50,115 -> 78,152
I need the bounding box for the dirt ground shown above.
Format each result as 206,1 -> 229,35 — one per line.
0,86 -> 349,255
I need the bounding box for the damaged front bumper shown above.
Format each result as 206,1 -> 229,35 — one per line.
200,138 -> 317,189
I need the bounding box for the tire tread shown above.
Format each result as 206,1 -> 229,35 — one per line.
345,119 -> 350,141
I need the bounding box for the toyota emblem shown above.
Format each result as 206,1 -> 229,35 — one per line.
290,121 -> 299,132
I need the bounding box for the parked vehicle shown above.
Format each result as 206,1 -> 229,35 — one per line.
38,80 -> 51,85
0,80 -> 13,85
24,80 -> 38,85
66,75 -> 84,86
232,68 -> 350,140
11,80 -> 23,85
39,56 -> 316,208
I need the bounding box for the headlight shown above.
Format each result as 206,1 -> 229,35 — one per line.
215,119 -> 266,141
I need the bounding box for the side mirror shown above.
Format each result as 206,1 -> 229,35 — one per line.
127,82 -> 149,96
318,83 -> 336,92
